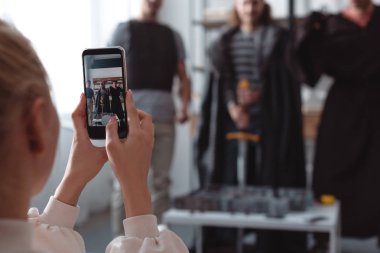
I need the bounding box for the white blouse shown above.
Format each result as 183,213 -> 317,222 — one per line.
0,197 -> 188,253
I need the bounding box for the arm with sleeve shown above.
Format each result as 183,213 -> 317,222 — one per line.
106,215 -> 189,253
173,30 -> 186,62
293,12 -> 327,87
27,197 -> 85,253
28,197 -> 189,253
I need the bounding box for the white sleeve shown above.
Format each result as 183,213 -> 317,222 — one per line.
28,197 -> 85,253
106,215 -> 189,253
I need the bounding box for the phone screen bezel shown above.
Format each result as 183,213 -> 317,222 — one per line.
82,47 -> 128,140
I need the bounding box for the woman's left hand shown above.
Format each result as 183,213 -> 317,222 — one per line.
55,94 -> 107,206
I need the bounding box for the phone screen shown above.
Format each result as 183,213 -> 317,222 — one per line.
82,47 -> 128,139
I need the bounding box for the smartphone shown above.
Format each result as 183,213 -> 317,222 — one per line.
82,47 -> 128,139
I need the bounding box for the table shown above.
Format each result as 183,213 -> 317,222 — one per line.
163,203 -> 340,253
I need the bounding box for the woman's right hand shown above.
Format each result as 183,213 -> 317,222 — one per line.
105,90 -> 154,218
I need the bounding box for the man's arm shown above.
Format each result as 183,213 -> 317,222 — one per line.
173,30 -> 191,124
177,61 -> 191,123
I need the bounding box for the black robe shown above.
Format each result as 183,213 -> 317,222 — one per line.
95,88 -> 111,114
196,26 -> 305,189
110,86 -> 124,120
196,25 -> 307,253
292,7 -> 380,237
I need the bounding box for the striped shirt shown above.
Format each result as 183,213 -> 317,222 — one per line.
229,31 -> 263,91
226,26 -> 279,132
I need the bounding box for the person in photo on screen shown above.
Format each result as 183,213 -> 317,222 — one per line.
110,81 -> 124,121
95,81 -> 111,114
85,80 -> 95,125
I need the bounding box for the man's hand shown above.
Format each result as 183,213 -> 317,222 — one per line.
177,107 -> 189,124
177,61 -> 191,124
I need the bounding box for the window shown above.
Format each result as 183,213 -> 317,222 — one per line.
0,0 -> 140,114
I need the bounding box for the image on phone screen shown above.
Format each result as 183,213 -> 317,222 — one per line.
83,50 -> 128,139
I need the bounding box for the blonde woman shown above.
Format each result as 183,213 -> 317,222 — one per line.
0,19 -> 188,253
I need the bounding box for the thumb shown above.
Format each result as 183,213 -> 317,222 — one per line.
106,116 -> 120,150
72,93 -> 87,136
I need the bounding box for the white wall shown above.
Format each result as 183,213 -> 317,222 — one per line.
159,0 -> 191,54
90,67 -> 122,79
159,0 -> 199,198
0,0 -> 140,114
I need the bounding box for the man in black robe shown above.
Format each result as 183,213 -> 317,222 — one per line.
95,82 -> 111,114
292,0 -> 380,239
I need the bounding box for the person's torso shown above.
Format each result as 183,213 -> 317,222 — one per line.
126,21 -> 178,92
109,87 -> 121,99
228,25 -> 278,90
99,88 -> 108,96
85,88 -> 94,99
0,220 -> 41,253
322,6 -> 380,84
227,25 -> 279,132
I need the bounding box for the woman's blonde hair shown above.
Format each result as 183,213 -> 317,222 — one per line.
0,19 -> 50,150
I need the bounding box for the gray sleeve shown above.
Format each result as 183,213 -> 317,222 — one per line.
108,22 -> 131,53
172,30 -> 186,62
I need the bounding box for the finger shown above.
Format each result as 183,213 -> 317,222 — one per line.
138,110 -> 154,147
106,116 -> 121,150
125,90 -> 140,131
137,109 -> 152,122
71,94 -> 87,137
137,109 -> 154,136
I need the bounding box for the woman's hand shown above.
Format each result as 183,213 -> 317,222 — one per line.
55,94 -> 108,206
106,90 -> 154,218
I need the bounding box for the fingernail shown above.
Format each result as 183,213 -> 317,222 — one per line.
108,116 -> 116,124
